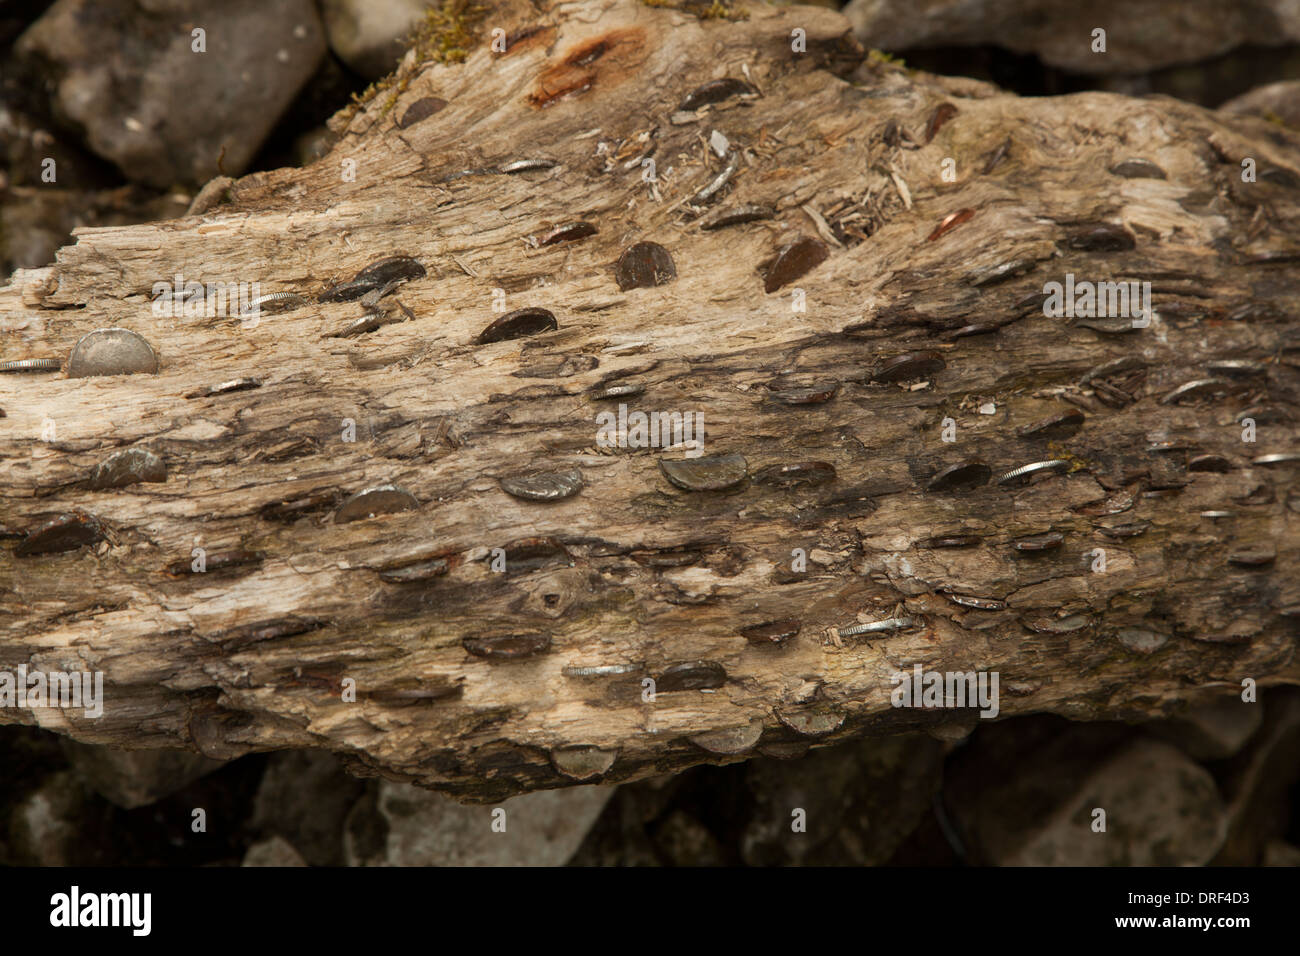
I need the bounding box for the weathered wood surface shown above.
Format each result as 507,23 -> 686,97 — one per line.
2,0 -> 1299,799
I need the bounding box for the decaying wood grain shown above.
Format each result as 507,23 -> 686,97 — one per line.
2,0 -> 1299,800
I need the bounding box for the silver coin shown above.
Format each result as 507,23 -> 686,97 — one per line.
241,292 -> 306,315
0,357 -> 61,374
498,159 -> 557,174
1159,378 -> 1232,405
837,616 -> 916,637
997,459 -> 1070,486
67,328 -> 159,378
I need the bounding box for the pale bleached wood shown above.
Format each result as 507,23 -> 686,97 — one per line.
2,0 -> 1298,799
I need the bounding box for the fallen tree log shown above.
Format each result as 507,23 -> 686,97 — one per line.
2,0 -> 1298,801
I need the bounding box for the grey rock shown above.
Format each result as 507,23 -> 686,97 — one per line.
1212,690 -> 1300,864
1220,80 -> 1300,128
568,775 -> 681,866
1263,840 -> 1300,866
321,0 -> 430,80
6,771 -> 94,865
249,750 -> 365,866
947,720 -> 1227,865
17,0 -> 326,187
1144,695 -> 1263,760
61,740 -> 227,809
843,0 -> 1300,75
345,779 -> 615,866
741,734 -> 944,865
242,835 -> 308,866
651,810 -> 726,866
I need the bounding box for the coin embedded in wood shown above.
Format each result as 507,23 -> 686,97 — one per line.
874,351 -> 946,383
613,241 -> 676,291
659,453 -> 748,491
925,461 -> 991,492
66,328 -> 159,378
1012,532 -> 1064,552
16,513 -> 104,556
334,485 -> 420,523
657,660 -> 726,691
499,469 -> 584,501
753,461 -> 836,487
699,204 -> 774,231
396,96 -> 447,128
462,633 -> 552,660
354,256 -> 426,286
378,559 -> 449,583
738,619 -> 802,645
539,221 -> 597,245
679,77 -> 756,111
1109,158 -> 1166,180
764,236 -> 828,293
87,448 -> 167,489
476,307 -> 558,344
765,382 -> 838,405
1016,409 -> 1085,440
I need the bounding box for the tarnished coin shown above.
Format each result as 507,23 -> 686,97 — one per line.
699,204 -> 774,231
679,78 -> 756,111
87,447 -> 167,489
499,469 -> 584,501
378,558 -> 449,583
690,720 -> 763,755
539,221 -> 597,245
477,307 -> 557,344
66,328 -> 158,378
925,461 -> 990,492
873,351 -> 946,383
16,513 -> 104,556
660,453 -> 748,491
764,236 -> 828,293
334,485 -> 420,523
1012,531 -> 1064,552
765,382 -> 838,405
614,241 -> 677,291
462,633 -> 552,660
753,461 -> 836,487
551,746 -> 617,780
354,255 -> 426,286
1109,158 -> 1166,180
738,618 -> 802,645
657,660 -> 726,691
1016,409 -> 1085,440
396,96 -> 447,128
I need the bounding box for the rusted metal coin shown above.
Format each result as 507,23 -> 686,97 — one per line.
16,513 -> 104,556
476,307 -> 557,344
613,241 -> 676,291
763,236 -> 828,293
